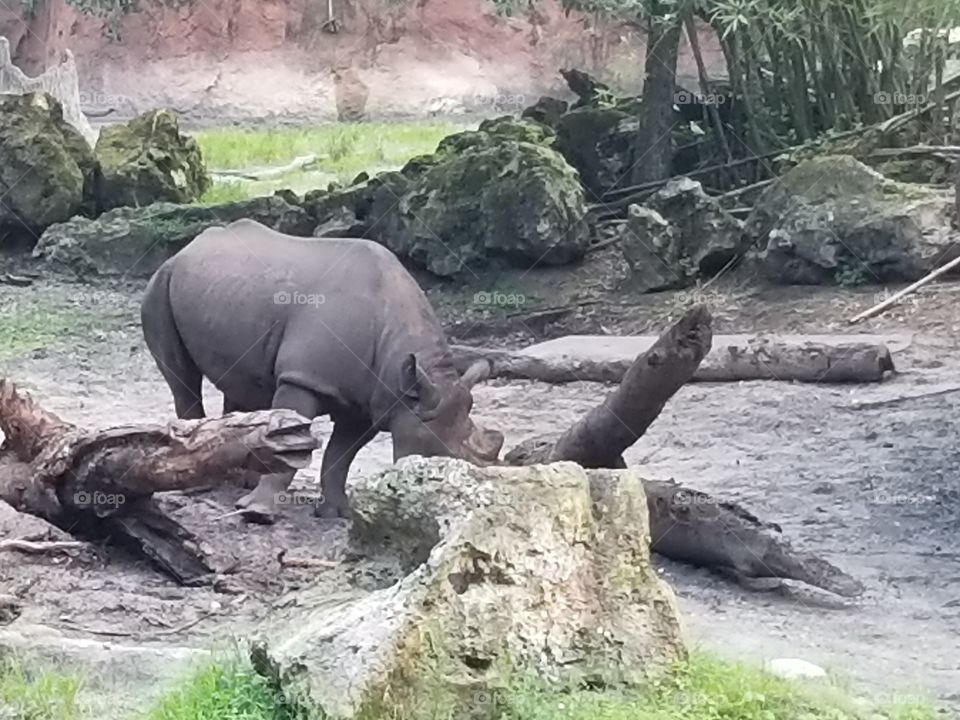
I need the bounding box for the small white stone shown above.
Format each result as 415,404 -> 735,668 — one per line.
766,658 -> 827,680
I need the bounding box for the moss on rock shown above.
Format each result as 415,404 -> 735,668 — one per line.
34,195 -> 312,278
0,92 -> 99,247
379,138 -> 588,276
95,109 -> 210,210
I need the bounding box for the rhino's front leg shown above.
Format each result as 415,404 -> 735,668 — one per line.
235,382 -> 323,524
314,418 -> 378,519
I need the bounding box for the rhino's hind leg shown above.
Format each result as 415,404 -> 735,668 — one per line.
235,382 -> 324,524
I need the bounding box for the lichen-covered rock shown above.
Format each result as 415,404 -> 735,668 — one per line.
297,120 -> 585,275
379,139 -> 588,276
253,458 -> 685,719
436,116 -> 555,156
34,195 -> 312,278
95,110 -> 210,210
748,156 -> 959,285
620,178 -> 746,292
0,92 -> 99,247
554,106 -> 635,196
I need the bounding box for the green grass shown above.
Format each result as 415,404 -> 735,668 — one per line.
143,660 -> 305,720
0,655 -> 83,720
0,301 -> 103,361
192,122 -> 468,204
1,652 -> 938,720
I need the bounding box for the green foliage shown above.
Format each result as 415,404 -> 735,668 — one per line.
0,655 -> 83,720
144,660 -> 307,720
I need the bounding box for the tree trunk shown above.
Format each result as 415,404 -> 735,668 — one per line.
632,3 -> 682,184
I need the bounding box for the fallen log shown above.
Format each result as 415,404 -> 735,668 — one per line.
1,309 -> 862,596
503,307 -> 864,597
453,333 -> 901,384
0,380 -> 318,584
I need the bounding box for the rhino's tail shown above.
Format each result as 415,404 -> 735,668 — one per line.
141,261 -> 205,418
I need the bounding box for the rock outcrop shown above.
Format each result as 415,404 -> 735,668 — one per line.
619,178 -> 746,292
0,92 -> 99,248
748,155 -> 960,285
306,117 -> 590,276
253,457 -> 686,719
33,195 -> 312,277
95,109 -> 210,210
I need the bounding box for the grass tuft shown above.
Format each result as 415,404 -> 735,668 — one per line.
144,659 -> 307,720
0,655 -> 83,720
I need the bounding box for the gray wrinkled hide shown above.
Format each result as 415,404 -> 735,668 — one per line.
253,458 -> 686,719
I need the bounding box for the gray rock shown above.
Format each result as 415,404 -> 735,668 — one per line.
95,109 -> 210,210
303,124 -> 590,277
748,155 -> 960,285
33,195 -> 313,278
620,178 -> 746,292
0,93 -> 99,247
253,457 -> 685,719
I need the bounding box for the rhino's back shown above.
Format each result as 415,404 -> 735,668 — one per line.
163,219 -> 437,412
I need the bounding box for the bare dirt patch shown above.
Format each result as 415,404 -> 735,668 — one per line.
1,269 -> 958,713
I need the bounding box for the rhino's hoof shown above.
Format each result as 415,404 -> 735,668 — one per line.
235,495 -> 278,525
314,501 -> 347,520
239,506 -> 278,525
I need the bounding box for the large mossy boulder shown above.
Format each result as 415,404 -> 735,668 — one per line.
253,458 -> 685,718
303,118 -> 589,276
748,155 -> 959,285
0,92 -> 99,247
95,110 -> 210,211
382,139 -> 588,276
33,195 -> 312,278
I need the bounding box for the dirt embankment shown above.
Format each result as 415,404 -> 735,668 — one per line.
0,0 -> 725,124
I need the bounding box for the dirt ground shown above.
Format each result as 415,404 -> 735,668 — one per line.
1,262 -> 959,715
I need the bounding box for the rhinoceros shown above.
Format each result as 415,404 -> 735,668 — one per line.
140,219 -> 504,521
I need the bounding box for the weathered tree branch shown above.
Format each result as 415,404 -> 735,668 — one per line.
502,307 -> 863,597
0,380 -> 318,584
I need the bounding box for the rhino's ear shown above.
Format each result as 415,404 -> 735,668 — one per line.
400,354 -> 441,411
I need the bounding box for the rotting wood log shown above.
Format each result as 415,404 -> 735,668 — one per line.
452,334 -> 898,385
502,307 -> 864,597
0,380 -> 318,584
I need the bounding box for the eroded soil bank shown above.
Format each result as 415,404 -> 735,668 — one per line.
0,272 -> 958,713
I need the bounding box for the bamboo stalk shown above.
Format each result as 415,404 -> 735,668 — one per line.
849,255 -> 960,324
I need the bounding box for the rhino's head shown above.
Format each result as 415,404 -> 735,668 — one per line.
390,355 -> 504,465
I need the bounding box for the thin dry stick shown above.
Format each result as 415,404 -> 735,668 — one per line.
849,255 -> 960,324
0,539 -> 88,554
